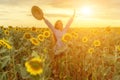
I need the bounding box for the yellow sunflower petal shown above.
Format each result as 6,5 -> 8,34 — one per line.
37,34 -> 44,42
88,48 -> 94,54
43,31 -> 51,38
93,40 -> 101,47
62,33 -> 72,43
30,38 -> 39,45
25,57 -> 43,76
82,36 -> 88,43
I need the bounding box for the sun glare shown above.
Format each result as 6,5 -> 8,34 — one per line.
81,6 -> 93,16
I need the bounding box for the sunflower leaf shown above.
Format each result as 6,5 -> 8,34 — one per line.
0,72 -> 7,80
16,64 -> 30,79
0,56 -> 10,69
31,51 -> 39,57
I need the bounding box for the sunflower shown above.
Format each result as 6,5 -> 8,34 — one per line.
43,31 -> 50,38
0,40 -> 12,49
62,33 -> 72,43
36,29 -> 40,33
41,28 -> 45,33
82,36 -> 88,43
23,32 -> 32,39
71,32 -> 78,39
4,43 -> 12,49
31,27 -> 37,32
88,48 -> 94,54
37,34 -> 44,42
116,45 -> 120,51
0,40 -> 4,45
93,40 -> 101,47
8,26 -> 13,30
0,26 -> 4,30
4,30 -> 9,36
14,27 -> 19,31
90,29 -> 98,36
30,38 -> 39,45
25,57 -> 43,75
3,28 -> 7,31
105,26 -> 111,32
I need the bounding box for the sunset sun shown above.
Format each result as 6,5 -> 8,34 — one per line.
81,6 -> 93,16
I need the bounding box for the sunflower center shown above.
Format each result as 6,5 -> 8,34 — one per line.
5,32 -> 9,35
45,32 -> 48,36
64,35 -> 71,41
95,42 -> 100,45
90,49 -> 93,52
33,39 -> 38,44
25,34 -> 31,39
39,36 -> 43,39
29,61 -> 42,70
96,42 -> 99,45
83,38 -> 87,41
32,27 -> 36,31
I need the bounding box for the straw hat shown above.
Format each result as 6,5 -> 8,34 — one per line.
31,6 -> 44,20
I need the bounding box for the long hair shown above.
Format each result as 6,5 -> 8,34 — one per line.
52,20 -> 63,46
54,20 -> 63,31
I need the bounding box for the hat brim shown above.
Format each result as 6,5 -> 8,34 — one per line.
31,6 -> 44,20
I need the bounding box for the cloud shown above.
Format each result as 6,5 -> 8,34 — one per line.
95,14 -> 120,20
0,0 -> 51,7
0,14 -> 4,16
48,0 -> 120,9
0,11 -> 9,13
0,0 -> 24,6
0,0 -> 120,27
48,0 -> 79,8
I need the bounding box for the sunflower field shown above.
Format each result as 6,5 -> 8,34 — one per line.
0,26 -> 120,80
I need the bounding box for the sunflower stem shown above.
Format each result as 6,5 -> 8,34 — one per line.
12,53 -> 17,80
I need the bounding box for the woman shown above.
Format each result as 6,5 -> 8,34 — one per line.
43,10 -> 75,55
43,11 -> 75,78
31,6 -> 75,55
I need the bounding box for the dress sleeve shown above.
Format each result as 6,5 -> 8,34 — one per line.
43,17 -> 56,33
63,10 -> 75,32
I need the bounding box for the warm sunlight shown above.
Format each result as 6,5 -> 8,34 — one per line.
80,6 -> 93,16
1,1 -> 120,80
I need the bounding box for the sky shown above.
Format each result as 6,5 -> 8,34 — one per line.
0,0 -> 120,27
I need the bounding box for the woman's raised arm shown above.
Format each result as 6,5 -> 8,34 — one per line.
63,10 -> 75,32
43,17 -> 56,33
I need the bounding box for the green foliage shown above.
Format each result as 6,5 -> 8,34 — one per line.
0,27 -> 120,80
